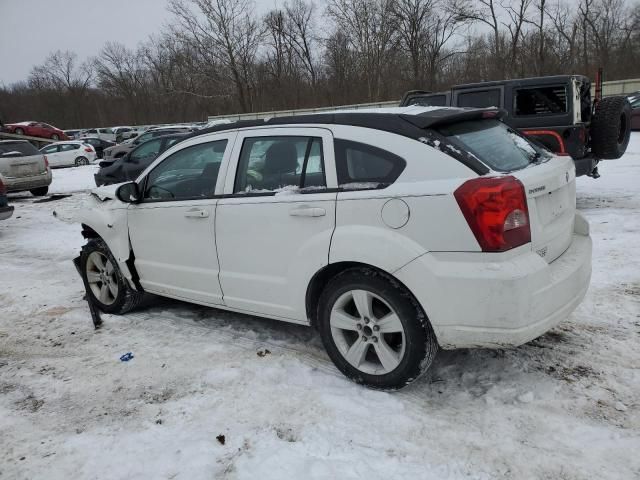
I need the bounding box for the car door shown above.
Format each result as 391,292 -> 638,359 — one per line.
41,144 -> 62,166
216,127 -> 337,322
127,133 -> 236,305
59,144 -> 79,166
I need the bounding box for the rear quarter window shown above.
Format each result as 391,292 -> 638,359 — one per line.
514,86 -> 567,116
334,139 -> 406,188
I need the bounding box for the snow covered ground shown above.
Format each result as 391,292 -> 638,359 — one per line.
1,137 -> 639,480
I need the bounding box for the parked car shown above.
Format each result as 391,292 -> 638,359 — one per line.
628,92 -> 640,130
64,129 -> 83,140
0,175 -> 14,221
0,140 -> 52,196
102,127 -> 193,161
4,121 -> 68,141
81,137 -> 116,159
112,126 -> 139,143
81,128 -> 116,142
40,141 -> 97,168
75,107 -> 592,390
400,75 -> 632,178
94,133 -> 186,186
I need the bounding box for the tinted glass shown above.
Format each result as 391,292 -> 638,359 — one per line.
0,142 -> 40,156
334,139 -> 406,188
131,139 -> 162,162
457,89 -> 501,108
407,94 -> 447,107
41,145 -> 58,154
144,140 -> 228,201
514,86 -> 567,115
437,120 -> 550,172
234,136 -> 325,193
60,144 -> 80,151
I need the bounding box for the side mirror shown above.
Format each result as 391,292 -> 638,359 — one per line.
116,182 -> 141,203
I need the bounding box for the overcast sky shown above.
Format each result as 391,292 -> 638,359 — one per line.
0,0 -> 334,86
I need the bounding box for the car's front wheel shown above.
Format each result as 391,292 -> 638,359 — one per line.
318,268 -> 438,390
14,127 -> 24,135
80,238 -> 144,314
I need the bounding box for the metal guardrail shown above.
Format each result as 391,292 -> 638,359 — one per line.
208,78 -> 640,123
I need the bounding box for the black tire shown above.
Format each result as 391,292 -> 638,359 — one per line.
30,186 -> 49,196
14,128 -> 24,135
80,238 -> 144,314
74,156 -> 88,166
590,96 -> 632,159
317,267 -> 438,390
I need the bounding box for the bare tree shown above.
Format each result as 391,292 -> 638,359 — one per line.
326,0 -> 398,100
169,0 -> 264,112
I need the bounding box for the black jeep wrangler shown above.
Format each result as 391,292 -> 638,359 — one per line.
400,75 -> 632,177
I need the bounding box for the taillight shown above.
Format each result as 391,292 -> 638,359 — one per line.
44,155 -> 49,170
0,177 -> 6,195
85,147 -> 93,152
454,176 -> 531,252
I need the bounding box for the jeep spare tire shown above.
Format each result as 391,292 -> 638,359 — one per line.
590,96 -> 632,159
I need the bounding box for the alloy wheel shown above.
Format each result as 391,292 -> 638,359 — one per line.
85,251 -> 119,306
330,289 -> 406,375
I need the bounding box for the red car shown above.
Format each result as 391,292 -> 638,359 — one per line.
629,93 -> 640,130
4,121 -> 68,140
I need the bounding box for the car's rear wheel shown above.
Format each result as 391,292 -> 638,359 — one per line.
80,238 -> 144,314
30,186 -> 48,196
51,134 -> 60,141
590,96 -> 632,159
14,128 -> 24,135
318,268 -> 438,390
75,156 -> 89,166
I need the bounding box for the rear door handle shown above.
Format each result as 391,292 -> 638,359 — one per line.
289,206 -> 326,217
184,208 -> 209,218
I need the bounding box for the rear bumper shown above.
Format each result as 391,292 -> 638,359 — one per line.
0,205 -> 14,220
5,171 -> 52,193
395,212 -> 592,349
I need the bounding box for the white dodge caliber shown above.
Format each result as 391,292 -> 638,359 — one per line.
75,106 -> 592,390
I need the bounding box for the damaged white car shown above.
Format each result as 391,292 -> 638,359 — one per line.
74,107 -> 592,389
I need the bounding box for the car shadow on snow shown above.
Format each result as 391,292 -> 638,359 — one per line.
125,295 -> 582,394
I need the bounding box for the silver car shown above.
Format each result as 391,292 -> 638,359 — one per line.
0,140 -> 52,196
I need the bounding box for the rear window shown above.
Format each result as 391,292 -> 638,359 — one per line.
437,120 -> 550,172
0,142 -> 40,156
457,89 -> 502,108
514,86 -> 567,116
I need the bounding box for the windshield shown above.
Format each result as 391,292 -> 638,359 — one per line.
437,120 -> 551,172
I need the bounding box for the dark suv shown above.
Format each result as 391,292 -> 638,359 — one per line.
400,75 -> 632,177
94,133 -> 186,186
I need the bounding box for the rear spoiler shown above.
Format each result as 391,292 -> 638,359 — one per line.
400,108 -> 508,130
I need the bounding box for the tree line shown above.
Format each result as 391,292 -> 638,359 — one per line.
1,0 -> 639,129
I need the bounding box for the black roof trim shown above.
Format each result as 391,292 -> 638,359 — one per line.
187,108 -> 500,175
452,74 -> 590,91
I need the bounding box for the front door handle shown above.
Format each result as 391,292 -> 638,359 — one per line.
289,206 -> 326,217
184,208 -> 209,218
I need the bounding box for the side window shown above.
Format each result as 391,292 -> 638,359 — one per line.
60,144 -> 79,151
408,94 -> 447,107
514,86 -> 567,116
234,136 -> 325,193
144,140 -> 228,201
130,139 -> 162,162
334,139 -> 406,189
42,145 -> 58,154
630,97 -> 640,109
457,89 -> 502,108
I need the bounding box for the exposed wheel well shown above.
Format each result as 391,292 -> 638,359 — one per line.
305,261 -> 424,330
81,224 -> 100,239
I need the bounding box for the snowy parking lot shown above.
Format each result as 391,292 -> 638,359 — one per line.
1,136 -> 639,479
